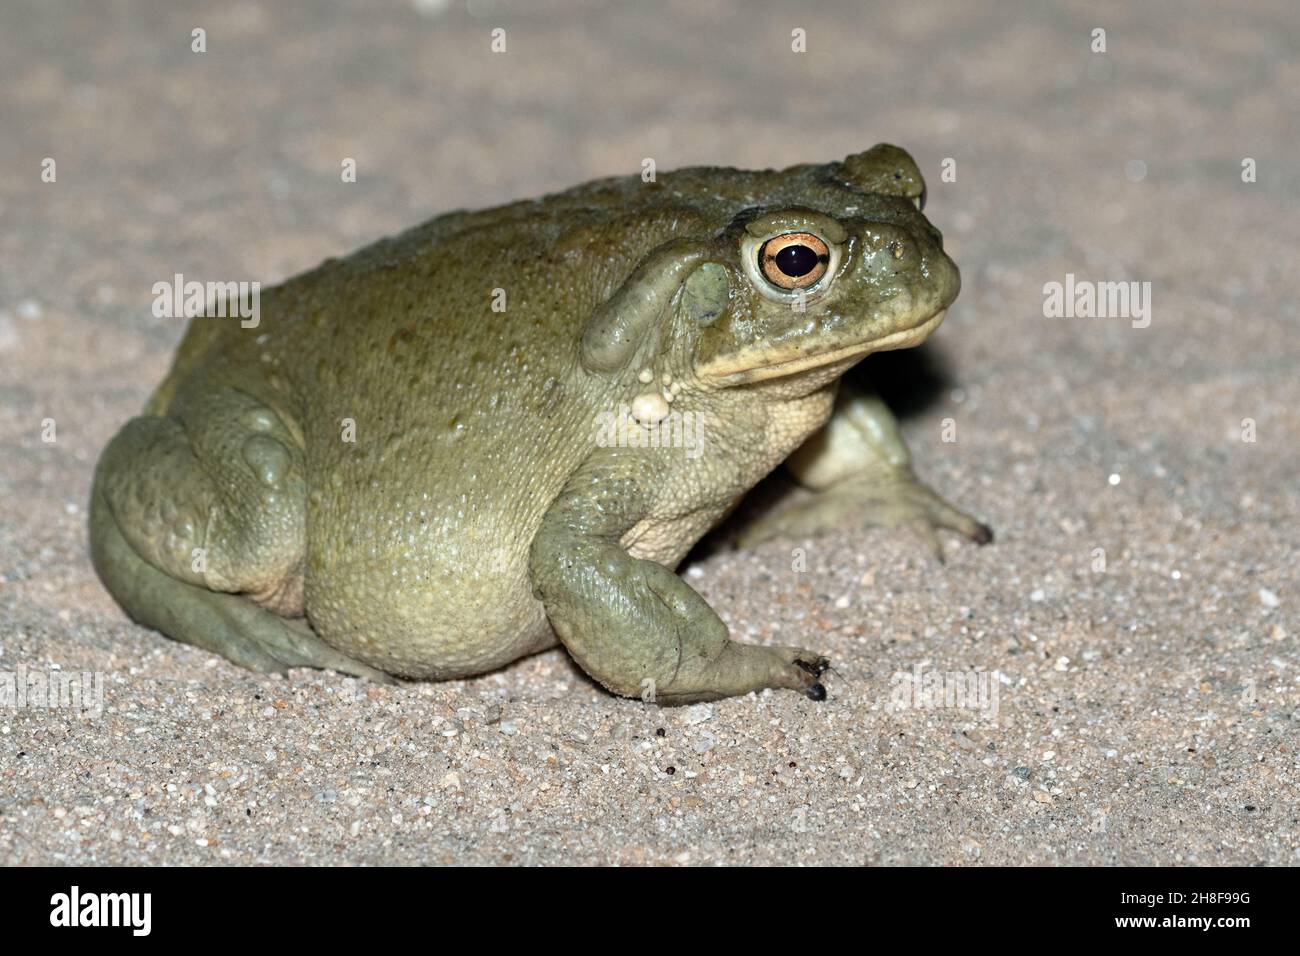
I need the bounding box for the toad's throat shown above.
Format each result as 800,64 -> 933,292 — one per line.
698,308 -> 948,386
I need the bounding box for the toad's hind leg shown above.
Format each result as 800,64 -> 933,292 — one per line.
89,391 -> 391,682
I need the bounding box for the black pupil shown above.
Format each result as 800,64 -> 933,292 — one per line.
775,244 -> 820,278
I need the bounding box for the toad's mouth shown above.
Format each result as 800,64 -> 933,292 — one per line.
698,308 -> 948,386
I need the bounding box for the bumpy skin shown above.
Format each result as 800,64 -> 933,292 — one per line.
90,145 -> 989,704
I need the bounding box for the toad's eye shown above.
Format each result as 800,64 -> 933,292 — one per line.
757,232 -> 830,290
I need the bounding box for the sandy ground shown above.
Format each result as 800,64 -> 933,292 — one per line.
1,0 -> 1297,865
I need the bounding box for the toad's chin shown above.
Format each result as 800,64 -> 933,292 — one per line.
697,308 -> 948,386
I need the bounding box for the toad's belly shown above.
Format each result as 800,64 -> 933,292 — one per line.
300,475 -> 562,678
304,545 -> 559,679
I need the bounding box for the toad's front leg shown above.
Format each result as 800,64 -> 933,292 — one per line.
739,379 -> 992,560
529,457 -> 829,705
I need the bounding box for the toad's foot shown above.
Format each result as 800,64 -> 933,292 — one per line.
739,382 -> 991,560
739,467 -> 992,560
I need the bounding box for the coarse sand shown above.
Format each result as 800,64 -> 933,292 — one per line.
0,0 -> 1296,864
